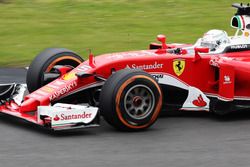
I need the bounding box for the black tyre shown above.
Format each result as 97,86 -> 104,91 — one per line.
26,48 -> 83,93
99,69 -> 162,131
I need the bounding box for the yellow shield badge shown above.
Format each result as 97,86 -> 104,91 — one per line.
173,59 -> 185,76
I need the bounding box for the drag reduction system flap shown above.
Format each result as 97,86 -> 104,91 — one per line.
231,3 -> 250,30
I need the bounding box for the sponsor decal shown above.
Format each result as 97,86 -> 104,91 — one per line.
53,115 -> 60,121
47,84 -> 59,89
152,74 -> 163,81
63,72 -> 76,80
107,51 -> 156,60
53,112 -> 92,121
223,75 -> 232,84
36,90 -> 49,96
38,104 -> 99,127
78,65 -> 91,71
41,86 -> 54,93
107,50 -> 159,60
49,81 -> 77,101
192,95 -> 207,107
173,59 -> 185,76
127,62 -> 163,70
53,80 -> 65,86
107,54 -> 124,60
209,59 -> 219,67
230,44 -> 248,49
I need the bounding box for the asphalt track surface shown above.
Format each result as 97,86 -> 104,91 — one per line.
1,68 -> 250,167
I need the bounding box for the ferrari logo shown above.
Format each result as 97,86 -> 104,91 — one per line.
173,59 -> 185,76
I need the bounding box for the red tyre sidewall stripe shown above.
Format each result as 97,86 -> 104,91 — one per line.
45,56 -> 82,72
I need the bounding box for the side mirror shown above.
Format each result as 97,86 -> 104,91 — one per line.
155,34 -> 167,54
157,34 -> 166,43
156,34 -> 167,49
193,47 -> 209,62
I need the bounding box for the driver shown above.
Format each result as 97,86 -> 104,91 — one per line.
199,29 -> 230,52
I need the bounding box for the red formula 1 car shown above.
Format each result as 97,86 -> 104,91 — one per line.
1,3 -> 250,131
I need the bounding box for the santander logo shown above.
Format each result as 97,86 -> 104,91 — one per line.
192,95 -> 207,107
53,112 -> 92,122
54,115 -> 60,121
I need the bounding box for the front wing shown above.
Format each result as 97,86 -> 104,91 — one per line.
0,83 -> 100,131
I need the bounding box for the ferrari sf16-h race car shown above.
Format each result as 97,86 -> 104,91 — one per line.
1,3 -> 250,131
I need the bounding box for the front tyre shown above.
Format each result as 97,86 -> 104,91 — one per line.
99,69 -> 162,131
26,48 -> 83,93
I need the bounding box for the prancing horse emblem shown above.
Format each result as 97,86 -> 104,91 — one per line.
173,59 -> 185,76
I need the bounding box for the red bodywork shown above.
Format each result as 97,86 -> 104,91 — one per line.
1,40 -> 250,128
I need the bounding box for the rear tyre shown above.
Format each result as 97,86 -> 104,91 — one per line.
26,48 -> 83,93
99,69 -> 162,131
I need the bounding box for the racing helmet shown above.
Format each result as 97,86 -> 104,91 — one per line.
200,29 -> 230,51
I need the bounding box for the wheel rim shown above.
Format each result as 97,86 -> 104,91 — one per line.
124,84 -> 155,120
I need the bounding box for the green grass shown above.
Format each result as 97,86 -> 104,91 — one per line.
0,0 -> 249,67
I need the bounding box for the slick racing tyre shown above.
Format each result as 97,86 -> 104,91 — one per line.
26,48 -> 83,93
99,69 -> 162,131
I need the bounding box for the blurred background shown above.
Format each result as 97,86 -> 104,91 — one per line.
0,0 -> 249,67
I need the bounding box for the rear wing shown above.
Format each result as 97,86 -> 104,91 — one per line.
232,3 -> 250,15
231,3 -> 250,37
